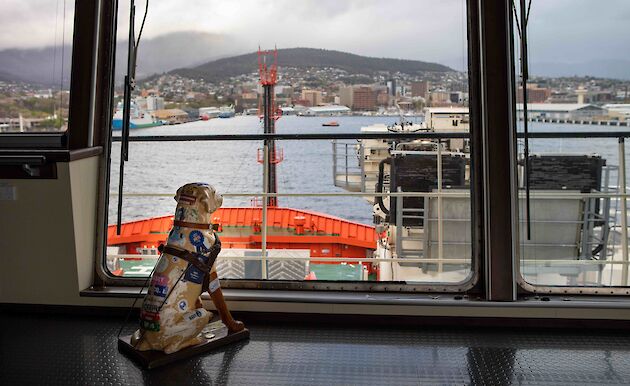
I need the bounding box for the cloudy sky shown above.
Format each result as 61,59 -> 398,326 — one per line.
1,0 -> 629,75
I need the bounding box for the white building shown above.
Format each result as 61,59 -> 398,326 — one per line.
604,104 -> 630,121
146,95 -> 165,111
424,107 -> 470,151
280,106 -> 297,116
516,103 -> 606,120
424,107 -> 470,131
302,105 -> 351,116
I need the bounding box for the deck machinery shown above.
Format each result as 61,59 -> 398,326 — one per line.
333,109 -> 618,286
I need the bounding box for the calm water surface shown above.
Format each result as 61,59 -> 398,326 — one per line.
108,115 -> 630,225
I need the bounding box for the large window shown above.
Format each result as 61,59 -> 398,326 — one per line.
0,1 -> 74,133
512,0 -> 630,291
103,0 -> 477,291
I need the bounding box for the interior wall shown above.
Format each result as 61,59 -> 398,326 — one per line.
0,156 -> 128,307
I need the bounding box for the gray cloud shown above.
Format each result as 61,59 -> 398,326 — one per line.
1,0 -> 629,76
0,0 -> 74,49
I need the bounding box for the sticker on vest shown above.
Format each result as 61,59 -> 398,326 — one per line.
141,320 -> 160,332
142,299 -> 163,313
183,253 -> 209,284
185,309 -> 203,322
151,284 -> 168,298
140,310 -> 160,322
208,278 -> 220,293
150,274 -> 168,287
189,230 -> 205,247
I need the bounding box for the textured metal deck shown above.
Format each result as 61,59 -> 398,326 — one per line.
2,312 -> 630,385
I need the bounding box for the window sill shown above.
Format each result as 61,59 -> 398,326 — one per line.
0,146 -> 102,162
80,286 -> 630,309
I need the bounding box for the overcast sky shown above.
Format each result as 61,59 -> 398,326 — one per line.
1,0 -> 629,74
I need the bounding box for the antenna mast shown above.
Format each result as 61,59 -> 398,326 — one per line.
257,47 -> 283,207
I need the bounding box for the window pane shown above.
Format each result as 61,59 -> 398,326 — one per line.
106,0 -> 474,288
0,1 -> 74,133
513,1 -> 630,288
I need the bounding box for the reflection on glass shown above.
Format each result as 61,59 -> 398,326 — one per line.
513,1 -> 630,288
516,140 -> 630,287
0,1 -> 74,133
106,1 -> 474,286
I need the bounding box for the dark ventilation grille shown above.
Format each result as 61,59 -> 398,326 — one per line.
526,154 -> 605,193
389,153 -> 467,226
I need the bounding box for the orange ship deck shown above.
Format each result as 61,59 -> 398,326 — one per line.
108,207 -> 377,259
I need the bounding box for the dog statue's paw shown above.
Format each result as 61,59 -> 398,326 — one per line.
228,320 -> 245,333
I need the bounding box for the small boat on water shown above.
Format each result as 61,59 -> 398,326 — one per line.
322,121 -> 339,127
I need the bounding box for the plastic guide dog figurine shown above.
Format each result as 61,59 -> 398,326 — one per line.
131,182 -> 244,354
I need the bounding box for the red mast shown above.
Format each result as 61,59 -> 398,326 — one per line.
257,47 -> 283,207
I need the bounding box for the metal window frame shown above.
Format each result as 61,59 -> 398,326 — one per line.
93,0 -> 485,296
504,1 -> 630,296
93,0 -> 484,292
475,0 -> 519,301
516,138 -> 630,296
85,0 -> 630,299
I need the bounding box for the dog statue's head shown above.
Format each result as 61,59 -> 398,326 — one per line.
174,183 -> 223,223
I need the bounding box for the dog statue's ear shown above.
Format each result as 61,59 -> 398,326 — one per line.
174,186 -> 182,202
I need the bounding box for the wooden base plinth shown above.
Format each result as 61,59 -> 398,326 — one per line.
118,321 -> 249,369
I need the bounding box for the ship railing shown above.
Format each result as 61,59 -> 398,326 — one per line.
332,140 -> 364,192
108,190 -> 630,284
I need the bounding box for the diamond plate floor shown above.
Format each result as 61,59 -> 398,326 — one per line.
2,312 -> 630,385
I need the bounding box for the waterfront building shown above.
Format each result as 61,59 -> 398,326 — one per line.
449,92 -> 467,104
604,104 -> 630,121
339,86 -> 354,108
146,95 -> 165,111
429,90 -> 452,105
424,106 -> 470,150
275,85 -> 293,98
303,105 -> 351,116
386,79 -> 396,96
153,108 -> 189,124
517,84 -> 551,103
352,86 -> 377,111
301,89 -> 323,107
376,87 -> 389,106
279,106 -> 297,115
516,103 -> 607,120
411,81 -> 429,98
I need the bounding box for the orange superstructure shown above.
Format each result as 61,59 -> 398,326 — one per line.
107,207 -> 376,261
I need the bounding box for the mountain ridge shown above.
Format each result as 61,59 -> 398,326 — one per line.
171,47 -> 455,82
0,31 -> 236,86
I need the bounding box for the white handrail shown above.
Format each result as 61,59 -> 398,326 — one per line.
108,191 -> 630,199
107,254 -> 630,266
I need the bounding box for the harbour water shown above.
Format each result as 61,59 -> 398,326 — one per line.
108,115 -> 630,226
